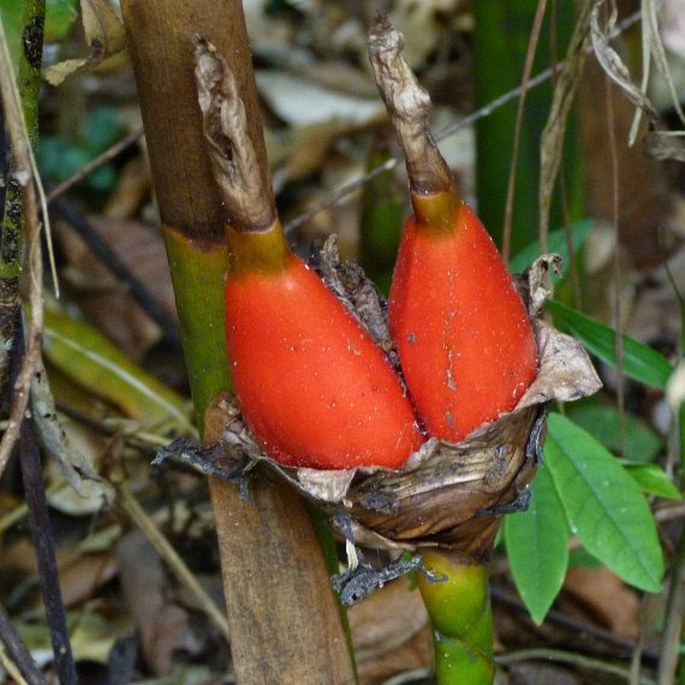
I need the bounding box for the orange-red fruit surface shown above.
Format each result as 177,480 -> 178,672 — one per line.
388,202 -> 538,443
226,254 -> 423,470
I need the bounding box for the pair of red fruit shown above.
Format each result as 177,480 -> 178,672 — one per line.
224,181 -> 538,471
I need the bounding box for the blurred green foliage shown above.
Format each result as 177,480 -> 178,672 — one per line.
39,106 -> 122,191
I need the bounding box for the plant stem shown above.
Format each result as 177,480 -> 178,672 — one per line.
161,228 -> 230,417
417,550 -> 495,684
359,133 -> 404,294
0,0 -> 45,388
121,1 -> 355,681
17,0 -> 43,144
11,314 -> 77,685
473,0 -> 579,254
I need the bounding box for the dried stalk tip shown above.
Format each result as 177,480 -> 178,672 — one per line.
193,35 -> 275,230
368,17 -> 454,195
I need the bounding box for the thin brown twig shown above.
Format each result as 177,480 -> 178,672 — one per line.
602,36 -> 640,678
10,313 -> 77,685
602,18 -> 627,471
496,647 -> 656,684
0,601 -> 47,685
656,528 -> 685,684
490,584 -> 660,662
50,195 -> 182,347
655,502 -> 685,523
502,0 -> 548,261
118,485 -> 231,643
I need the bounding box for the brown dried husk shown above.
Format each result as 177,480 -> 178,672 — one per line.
215,249 -> 601,556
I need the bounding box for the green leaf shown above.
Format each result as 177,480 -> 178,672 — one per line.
546,299 -> 674,389
39,136 -> 89,183
509,220 -> 594,275
43,308 -> 193,434
623,463 -> 682,501
566,402 -> 663,464
45,0 -> 79,42
82,106 -> 121,152
545,413 -> 663,593
38,135 -> 116,191
505,466 -> 570,624
568,547 -> 603,569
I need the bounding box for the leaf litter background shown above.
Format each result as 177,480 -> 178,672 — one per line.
2,0 -> 685,683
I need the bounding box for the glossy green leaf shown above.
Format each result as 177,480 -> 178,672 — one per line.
545,413 -> 663,593
568,547 -> 603,569
44,308 -> 193,433
546,299 -> 674,389
509,220 -> 594,275
623,463 -> 682,501
566,402 -> 662,464
505,465 -> 570,624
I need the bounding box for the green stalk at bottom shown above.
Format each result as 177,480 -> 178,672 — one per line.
417,549 -> 495,684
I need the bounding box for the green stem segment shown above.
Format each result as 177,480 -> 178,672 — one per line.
473,0 -> 580,254
359,135 -> 405,294
162,227 -> 231,428
18,0 -> 44,143
417,550 -> 495,685
1,0 -> 46,369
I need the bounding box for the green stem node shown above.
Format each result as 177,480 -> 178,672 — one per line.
411,191 -> 462,234
226,220 -> 291,276
162,225 -> 231,427
417,549 -> 495,685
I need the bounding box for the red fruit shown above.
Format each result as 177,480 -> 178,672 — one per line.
388,192 -> 538,443
225,223 -> 423,470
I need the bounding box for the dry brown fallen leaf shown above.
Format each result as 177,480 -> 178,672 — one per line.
0,538 -> 116,612
44,0 -> 127,86
116,530 -> 203,676
59,215 -> 177,359
558,566 -> 641,640
579,59 -> 674,269
51,551 -> 118,610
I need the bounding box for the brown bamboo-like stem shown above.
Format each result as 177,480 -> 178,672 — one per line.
121,1 -> 355,682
